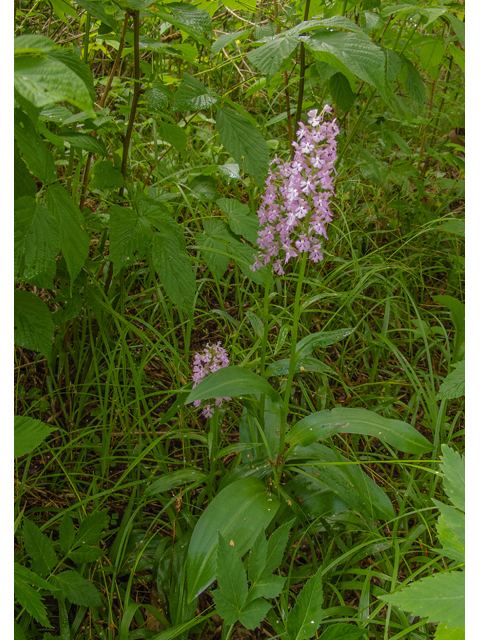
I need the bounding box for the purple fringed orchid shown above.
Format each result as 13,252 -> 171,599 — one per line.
192,342 -> 231,418
252,105 -> 339,274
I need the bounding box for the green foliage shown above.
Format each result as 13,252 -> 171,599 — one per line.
14,416 -> 54,458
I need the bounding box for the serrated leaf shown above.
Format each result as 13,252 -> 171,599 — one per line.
14,289 -> 54,360
329,72 -> 355,111
216,107 -> 269,186
197,219 -> 233,279
74,0 -> 117,30
247,33 -> 299,81
74,511 -> 109,548
436,360 -> 465,400
440,445 -> 464,511
380,571 -> 464,629
239,598 -> 272,629
14,109 -> 56,185
62,133 -> 108,156
213,533 -> 248,624
433,501 -> 464,553
14,196 -> 59,287
263,519 -> 294,577
217,197 -> 259,244
45,184 -> 90,282
158,121 -> 187,152
108,204 -> 152,274
403,59 -> 426,105
246,574 -> 285,603
186,477 -> 279,601
173,72 -> 218,111
14,564 -> 52,627
14,415 -> 54,458
286,566 -> 324,640
419,38 -> 444,72
47,48 -> 95,102
90,160 -> 124,190
15,55 -> 93,114
248,528 -> 268,585
146,82 -> 172,110
14,621 -> 27,640
50,570 -> 102,607
145,469 -> 207,496
151,231 -> 196,319
155,3 -> 213,46
59,514 -> 76,555
14,140 -> 37,200
318,624 -> 367,640
69,546 -> 105,563
22,518 -> 58,579
296,328 -> 354,358
186,366 -> 282,405
436,510 -> 464,564
444,13 -> 465,47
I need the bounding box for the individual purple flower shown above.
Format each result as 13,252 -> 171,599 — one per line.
192,342 -> 231,418
252,105 -> 339,272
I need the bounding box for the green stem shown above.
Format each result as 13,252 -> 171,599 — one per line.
260,265 -> 272,377
277,251 -> 309,465
83,11 -> 91,64
293,0 -> 311,141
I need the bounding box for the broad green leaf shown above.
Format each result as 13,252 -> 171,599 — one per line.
419,38 -> 444,72
14,415 -> 54,458
444,13 -> 465,47
62,133 -> 108,156
216,107 -> 269,186
436,507 -> 464,564
228,240 -> 267,285
305,31 -> 395,102
222,0 -> 257,11
45,184 -> 90,282
433,501 -> 464,550
74,0 -> 117,30
74,511 -> 109,548
22,518 -> 58,579
436,360 -> 465,400
247,528 -> 268,585
145,469 -> 207,496
188,175 -> 218,201
14,563 -> 52,627
217,197 -> 259,244
47,48 -> 95,101
155,3 -> 213,46
213,533 -> 248,624
90,161 -> 124,191
158,121 -> 187,152
197,219 -> 233,279
284,475 -> 349,520
290,408 -> 433,454
380,571 -> 464,630
186,366 -> 282,405
14,109 -> 56,185
435,623 -> 465,640
146,82 -> 172,110
247,33 -> 299,81
15,55 -> 94,114
14,34 -> 56,55
286,565 -> 324,640
212,29 -> 247,55
14,621 -> 27,640
266,356 -> 333,379
68,546 -> 105,563
186,477 -> 279,601
50,570 -> 102,607
403,58 -> 426,105
173,72 -> 218,111
246,574 -> 285,604
295,329 -> 355,358
315,60 -> 338,83
286,413 -> 347,448
239,598 -> 272,629
108,204 -> 152,274
14,141 -> 37,200
219,162 -> 241,179
263,519 -> 294,576
319,624 -> 367,640
151,231 -> 196,319
440,445 -> 464,511
14,289 -> 54,360
59,514 -> 76,555
329,72 -> 355,111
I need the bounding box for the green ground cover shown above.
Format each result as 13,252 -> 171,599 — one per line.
14,1 -> 465,639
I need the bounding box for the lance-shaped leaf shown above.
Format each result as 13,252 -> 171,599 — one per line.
22,518 -> 58,579
14,563 -> 54,627
186,366 -> 282,405
145,469 -> 207,496
186,477 -> 279,601
266,357 -> 333,379
14,109 -> 56,185
295,328 -> 354,358
173,73 -> 218,111
213,532 -> 248,624
50,570 -> 102,607
286,565 -> 324,640
216,107 -> 269,186
61,133 -> 108,157
288,408 -> 432,454
14,416 -> 55,459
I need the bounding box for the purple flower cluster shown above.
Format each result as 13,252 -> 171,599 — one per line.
192,342 -> 231,418
252,106 -> 339,275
